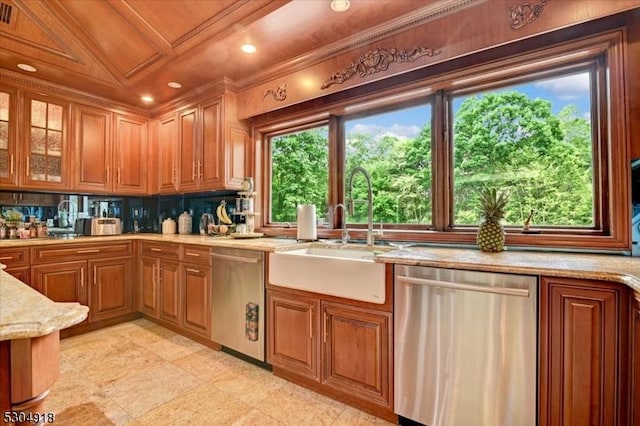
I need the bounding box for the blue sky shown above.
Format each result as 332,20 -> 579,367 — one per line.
346,70 -> 591,140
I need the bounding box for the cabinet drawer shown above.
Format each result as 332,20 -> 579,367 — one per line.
0,247 -> 30,267
141,242 -> 180,259
182,245 -> 211,265
32,242 -> 133,264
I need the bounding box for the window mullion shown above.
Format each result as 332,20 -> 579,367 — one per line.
432,90 -> 450,231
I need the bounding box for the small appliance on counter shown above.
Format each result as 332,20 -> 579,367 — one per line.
74,218 -> 122,236
296,204 -> 317,241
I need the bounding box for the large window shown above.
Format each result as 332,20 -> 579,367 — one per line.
451,68 -> 595,228
260,31 -> 626,250
269,125 -> 329,223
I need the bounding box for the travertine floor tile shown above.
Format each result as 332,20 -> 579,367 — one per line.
101,362 -> 201,418
145,333 -> 206,361
333,406 -> 396,425
171,348 -> 235,382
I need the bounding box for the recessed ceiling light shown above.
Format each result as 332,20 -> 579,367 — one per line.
168,82 -> 182,89
141,95 -> 154,103
241,43 -> 257,54
17,63 -> 37,72
330,0 -> 350,12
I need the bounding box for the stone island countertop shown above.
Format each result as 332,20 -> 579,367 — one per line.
0,270 -> 89,340
374,247 -> 640,293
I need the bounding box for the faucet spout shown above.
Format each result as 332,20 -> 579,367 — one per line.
347,166 -> 375,246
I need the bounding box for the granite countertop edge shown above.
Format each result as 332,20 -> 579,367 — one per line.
0,271 -> 89,341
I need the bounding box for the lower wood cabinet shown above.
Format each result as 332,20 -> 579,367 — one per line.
139,256 -> 159,317
322,302 -> 391,407
32,261 -> 89,325
267,288 -> 393,419
138,243 -> 212,338
30,242 -> 134,330
267,290 -> 320,381
1,247 -> 30,285
88,258 -> 133,322
182,262 -> 211,337
5,267 -> 30,285
158,259 -> 181,325
539,276 -> 630,426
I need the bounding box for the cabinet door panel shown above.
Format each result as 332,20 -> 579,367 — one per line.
225,126 -> 248,189
89,258 -> 132,322
0,88 -> 18,186
157,115 -> 177,193
322,302 -> 391,407
22,94 -> 69,189
32,261 -> 88,324
201,99 -> 222,187
178,108 -> 198,191
539,277 -> 628,426
73,105 -> 111,192
114,115 -> 147,194
182,264 -> 211,337
267,291 -> 319,381
139,257 -> 159,317
159,260 -> 181,325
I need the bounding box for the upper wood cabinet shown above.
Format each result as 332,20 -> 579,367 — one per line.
113,115 -> 148,194
72,105 -> 148,194
72,104 -> 112,192
151,91 -> 250,194
0,88 -> 18,187
21,93 -> 69,190
156,113 -> 179,193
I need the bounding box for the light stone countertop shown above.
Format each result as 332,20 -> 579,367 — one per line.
1,234 -> 639,292
374,247 -> 640,294
0,233 -> 302,252
0,270 -> 89,340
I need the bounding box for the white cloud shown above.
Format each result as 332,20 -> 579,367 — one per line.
533,73 -> 590,101
350,123 -> 421,139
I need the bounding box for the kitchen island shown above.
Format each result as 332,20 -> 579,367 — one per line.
0,270 -> 88,425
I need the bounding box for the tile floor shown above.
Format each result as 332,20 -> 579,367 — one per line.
44,318 -> 395,425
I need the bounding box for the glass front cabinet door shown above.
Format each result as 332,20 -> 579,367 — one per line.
23,94 -> 68,189
0,89 -> 17,186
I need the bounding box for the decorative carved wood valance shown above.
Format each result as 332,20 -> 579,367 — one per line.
320,46 -> 441,90
263,83 -> 287,101
510,0 -> 549,30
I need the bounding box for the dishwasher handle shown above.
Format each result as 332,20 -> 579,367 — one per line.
211,252 -> 260,263
396,275 -> 530,297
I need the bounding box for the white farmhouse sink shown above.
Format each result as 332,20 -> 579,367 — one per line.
268,247 -> 386,304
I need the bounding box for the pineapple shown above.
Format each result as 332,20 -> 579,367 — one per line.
476,187 -> 509,252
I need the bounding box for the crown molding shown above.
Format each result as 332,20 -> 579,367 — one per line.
0,69 -> 151,116
235,0 -> 481,89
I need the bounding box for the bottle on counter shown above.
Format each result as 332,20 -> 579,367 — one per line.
178,211 -> 192,235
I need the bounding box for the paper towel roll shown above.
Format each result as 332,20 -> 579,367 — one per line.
297,204 -> 317,241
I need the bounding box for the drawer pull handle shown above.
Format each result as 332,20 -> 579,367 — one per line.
309,310 -> 313,339
150,248 -> 162,252
185,252 -> 200,257
77,249 -> 100,254
186,268 -> 200,273
0,256 -> 15,260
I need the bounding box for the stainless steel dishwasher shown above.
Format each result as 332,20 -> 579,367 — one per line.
211,247 -> 265,362
395,265 -> 537,426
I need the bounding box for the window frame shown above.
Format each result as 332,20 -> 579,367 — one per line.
254,29 -> 629,251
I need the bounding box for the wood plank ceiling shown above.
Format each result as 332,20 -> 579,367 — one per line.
0,0 -> 457,109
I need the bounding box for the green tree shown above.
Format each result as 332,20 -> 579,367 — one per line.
271,128 -> 328,222
453,91 -> 592,226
